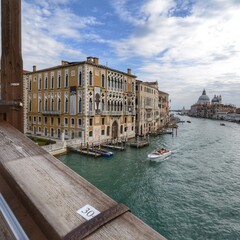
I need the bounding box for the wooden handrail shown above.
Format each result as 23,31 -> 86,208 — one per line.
0,121 -> 165,239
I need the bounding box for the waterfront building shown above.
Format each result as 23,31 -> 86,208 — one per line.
158,90 -> 170,127
135,80 -> 169,136
26,57 -> 136,143
189,89 -> 236,119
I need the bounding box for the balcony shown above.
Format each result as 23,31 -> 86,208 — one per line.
42,110 -> 60,116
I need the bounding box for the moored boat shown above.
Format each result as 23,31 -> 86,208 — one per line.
90,148 -> 113,157
147,148 -> 171,162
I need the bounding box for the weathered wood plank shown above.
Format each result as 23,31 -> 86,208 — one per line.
0,121 -> 165,239
1,0 -> 23,132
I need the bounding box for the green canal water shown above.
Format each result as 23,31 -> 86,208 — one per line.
58,116 -> 240,239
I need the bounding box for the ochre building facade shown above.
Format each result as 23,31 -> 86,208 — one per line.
26,57 -> 136,143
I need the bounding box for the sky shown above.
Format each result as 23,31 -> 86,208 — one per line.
9,0 -> 240,109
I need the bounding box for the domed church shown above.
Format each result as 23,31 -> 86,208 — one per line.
197,89 -> 210,105
189,89 -> 236,118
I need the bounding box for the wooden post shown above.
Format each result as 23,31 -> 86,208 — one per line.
1,0 -> 23,132
80,143 -> 82,153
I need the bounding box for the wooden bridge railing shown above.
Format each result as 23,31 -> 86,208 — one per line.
0,121 -> 165,239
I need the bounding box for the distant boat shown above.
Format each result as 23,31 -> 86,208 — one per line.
187,120 -> 191,123
147,148 -> 171,162
220,123 -> 225,126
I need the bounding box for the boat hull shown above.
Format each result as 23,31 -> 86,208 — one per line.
148,151 -> 171,162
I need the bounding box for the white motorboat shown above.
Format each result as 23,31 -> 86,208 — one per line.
148,148 -> 171,161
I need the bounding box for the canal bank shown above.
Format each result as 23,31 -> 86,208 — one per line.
58,116 -> 240,239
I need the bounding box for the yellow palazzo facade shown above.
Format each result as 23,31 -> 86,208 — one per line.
26,57 -> 136,143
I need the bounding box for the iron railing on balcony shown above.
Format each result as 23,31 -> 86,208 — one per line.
42,110 -> 61,116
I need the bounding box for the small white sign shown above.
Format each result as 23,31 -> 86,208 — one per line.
77,204 -> 100,220
10,83 -> 20,86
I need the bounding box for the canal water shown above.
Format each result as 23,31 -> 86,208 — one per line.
58,116 -> 240,240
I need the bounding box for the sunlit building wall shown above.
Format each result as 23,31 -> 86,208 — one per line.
26,57 -> 136,143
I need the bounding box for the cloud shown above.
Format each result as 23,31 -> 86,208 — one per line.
110,0 -> 240,108
22,0 -> 102,70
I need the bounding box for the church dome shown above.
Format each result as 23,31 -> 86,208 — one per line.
212,95 -> 218,103
197,89 -> 210,104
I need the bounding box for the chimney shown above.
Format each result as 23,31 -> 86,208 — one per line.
127,68 -> 132,75
87,57 -> 99,65
94,57 -> 99,65
33,65 -> 36,72
61,60 -> 69,65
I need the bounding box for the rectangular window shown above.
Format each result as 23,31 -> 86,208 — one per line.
101,129 -> 105,135
78,118 -> 82,126
89,131 -> 93,137
71,118 -> 75,127
78,131 -> 82,138
44,117 -> 47,124
51,117 -> 54,125
44,128 -> 48,136
102,118 -> 105,125
89,118 -> 93,126
58,118 -> 61,125
33,116 -> 36,123
65,117 -> 68,126
38,117 -> 42,123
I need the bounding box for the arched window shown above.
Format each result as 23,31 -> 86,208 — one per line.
107,126 -> 110,136
79,98 -> 82,113
114,101 -> 117,111
117,102 -> 120,111
89,98 -> 92,111
58,75 -> 61,88
102,99 -> 105,111
120,125 -> 123,134
29,80 -> 32,90
65,98 -> 68,113
79,72 -> 82,86
132,82 -> 134,93
38,99 -> 42,112
29,100 -> 32,112
89,71 -> 93,85
101,74 -> 105,87
45,77 -> 48,89
108,76 -> 110,87
65,74 -> 69,87
51,76 -> 54,89
44,99 -> 48,111
58,99 -> 61,111
108,101 -> 110,111
38,78 -> 42,90
120,102 -> 123,111
51,99 -> 54,111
